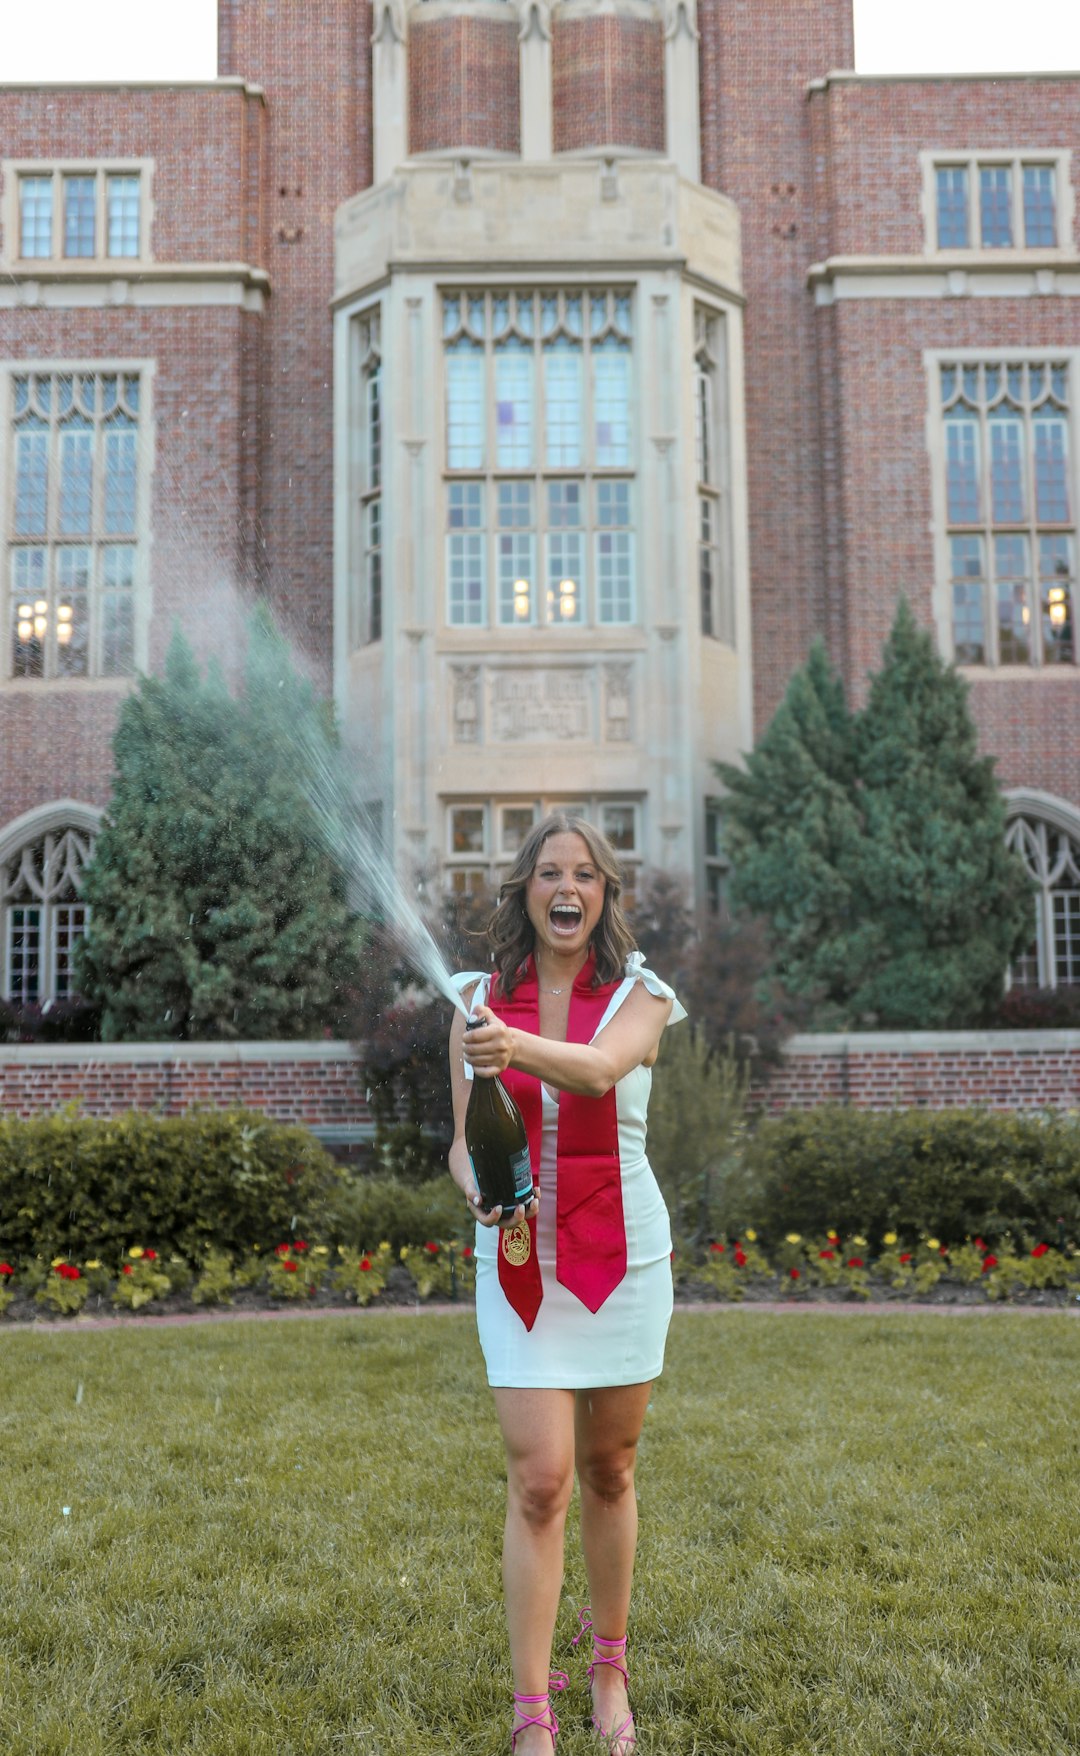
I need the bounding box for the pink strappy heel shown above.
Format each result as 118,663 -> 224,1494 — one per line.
511,1669 -> 568,1750
573,1609 -> 637,1753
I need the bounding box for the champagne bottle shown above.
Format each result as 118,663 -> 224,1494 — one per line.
464,1017 -> 535,1213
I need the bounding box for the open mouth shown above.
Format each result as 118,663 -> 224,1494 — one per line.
549,903 -> 583,936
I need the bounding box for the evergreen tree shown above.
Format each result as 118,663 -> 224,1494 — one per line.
715,640 -> 864,1016
717,602 -> 1031,1028
77,623 -> 359,1041
844,599 -> 1030,1027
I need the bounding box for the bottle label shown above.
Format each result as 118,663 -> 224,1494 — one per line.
509,1146 -> 533,1203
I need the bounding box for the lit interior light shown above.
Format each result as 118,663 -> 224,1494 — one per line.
34,599 -> 48,615
1021,605 -> 1031,625
513,579 -> 530,620
18,603 -> 32,618
17,620 -> 33,641
57,603 -> 73,622
1049,596 -> 1068,628
558,577 -> 577,620
33,617 -> 48,638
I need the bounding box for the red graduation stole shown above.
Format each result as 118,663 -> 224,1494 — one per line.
487,952 -> 626,1331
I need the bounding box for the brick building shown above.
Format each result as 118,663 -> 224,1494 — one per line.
1,0 -> 1078,1010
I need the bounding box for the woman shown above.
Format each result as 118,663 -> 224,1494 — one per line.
448,813 -> 686,1754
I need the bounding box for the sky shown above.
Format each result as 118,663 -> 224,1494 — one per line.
2,0 -> 1080,82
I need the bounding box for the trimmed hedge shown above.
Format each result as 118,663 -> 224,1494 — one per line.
745,1105 -> 1080,1245
0,1109 -> 345,1264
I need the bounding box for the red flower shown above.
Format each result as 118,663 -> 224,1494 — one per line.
0,1263 -> 13,1277
122,1264 -> 133,1275
462,1246 -> 474,1260
898,1253 -> 913,1264
1032,1242 -> 1050,1258
818,1249 -> 836,1260
846,1257 -> 864,1269
275,1243 -> 291,1257
789,1267 -> 800,1280
709,1242 -> 726,1254
359,1257 -> 372,1271
982,1254 -> 998,1272
974,1237 -> 986,1251
283,1261 -> 299,1274
424,1242 -> 439,1255
143,1249 -> 157,1261
294,1240 -> 309,1252
56,1264 -> 82,1280
734,1248 -> 747,1267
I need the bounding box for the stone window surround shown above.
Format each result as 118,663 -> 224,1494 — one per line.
1004,789 -> 1080,991
442,791 -> 643,891
0,356 -> 156,687
2,159 -> 155,269
0,799 -> 101,1005
925,346 -> 1079,674
919,149 -> 1074,258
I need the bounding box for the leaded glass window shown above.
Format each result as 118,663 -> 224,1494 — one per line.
695,307 -> 733,644
354,309 -> 382,645
1,826 -> 93,1003
7,370 -> 142,681
15,169 -> 144,261
442,288 -> 635,628
940,360 -> 1075,667
1006,815 -> 1080,989
931,157 -> 1060,250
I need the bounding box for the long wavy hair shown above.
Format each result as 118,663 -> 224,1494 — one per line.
488,813 -> 637,995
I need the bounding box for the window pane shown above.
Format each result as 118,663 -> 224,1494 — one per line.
593,339 -> 630,467
450,807 -> 485,855
995,534 -> 1032,663
695,369 -> 713,484
366,500 -> 382,643
494,340 -> 533,468
544,340 -> 582,467
596,481 -> 633,624
106,174 -> 140,257
936,166 -> 970,248
14,422 -> 49,535
1053,890 -> 1080,985
979,165 -> 1013,247
19,176 -> 53,257
496,483 -> 533,624
600,804 -> 636,851
101,545 -> 136,676
58,419 -> 94,535
945,410 -> 980,522
447,483 -> 485,625
103,418 -> 137,533
501,807 -> 535,854
1040,535 -> 1074,665
11,549 -> 47,678
988,408 -> 1025,523
54,904 -> 88,999
1033,408 -> 1070,523
55,546 -> 90,677
547,482 -> 583,624
446,341 -> 485,469
950,535 -> 986,663
63,175 -> 96,258
367,367 -> 382,491
8,906 -> 42,1002
1023,165 -> 1056,248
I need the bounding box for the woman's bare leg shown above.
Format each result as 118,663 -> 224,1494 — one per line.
493,1387 -> 576,1753
574,1381 -> 654,1751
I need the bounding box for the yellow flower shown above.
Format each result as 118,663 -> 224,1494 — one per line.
827,1229 -> 839,1241
744,1229 -> 757,1242
927,1238 -> 941,1252
51,1256 -> 67,1268
883,1232 -> 897,1247
85,1260 -> 101,1270
785,1232 -> 802,1245
312,1245 -> 329,1256
128,1247 -> 145,1260
853,1235 -> 868,1247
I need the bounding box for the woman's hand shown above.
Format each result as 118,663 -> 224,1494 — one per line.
462,1005 -> 516,1076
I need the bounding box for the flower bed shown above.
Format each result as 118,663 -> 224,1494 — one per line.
2,1228 -> 1078,1321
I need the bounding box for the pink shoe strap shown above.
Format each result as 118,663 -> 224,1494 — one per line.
511,1673 -> 567,1749
572,1608 -> 629,1686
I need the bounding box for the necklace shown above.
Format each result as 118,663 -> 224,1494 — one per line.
542,986 -> 566,996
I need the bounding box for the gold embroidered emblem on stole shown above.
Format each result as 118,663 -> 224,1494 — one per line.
500,1224 -> 531,1268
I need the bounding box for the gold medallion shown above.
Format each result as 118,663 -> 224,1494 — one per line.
501,1223 -> 531,1268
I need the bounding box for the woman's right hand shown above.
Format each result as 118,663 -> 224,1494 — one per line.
458,1167 -> 540,1230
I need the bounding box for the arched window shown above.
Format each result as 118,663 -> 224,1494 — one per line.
1005,794 -> 1080,990
0,806 -> 99,1004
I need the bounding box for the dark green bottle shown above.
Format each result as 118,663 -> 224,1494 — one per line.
464,1018 -> 535,1212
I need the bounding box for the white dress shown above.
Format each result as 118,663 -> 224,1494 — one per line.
454,955 -> 687,1390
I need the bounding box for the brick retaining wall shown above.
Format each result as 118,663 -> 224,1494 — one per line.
2,1034 -> 1079,1129
750,1032 -> 1080,1114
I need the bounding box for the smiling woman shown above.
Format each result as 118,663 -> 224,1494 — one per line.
446,810 -> 687,1754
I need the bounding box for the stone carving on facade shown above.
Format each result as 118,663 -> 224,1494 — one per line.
451,666 -> 481,742
516,0 -> 552,41
372,0 -> 406,45
664,0 -> 698,41
603,662 -> 633,742
489,669 -> 591,743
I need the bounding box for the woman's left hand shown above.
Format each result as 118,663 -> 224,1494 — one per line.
462,1006 -> 515,1076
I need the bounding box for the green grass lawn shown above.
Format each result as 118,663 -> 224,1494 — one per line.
1,1310 -> 1079,1755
